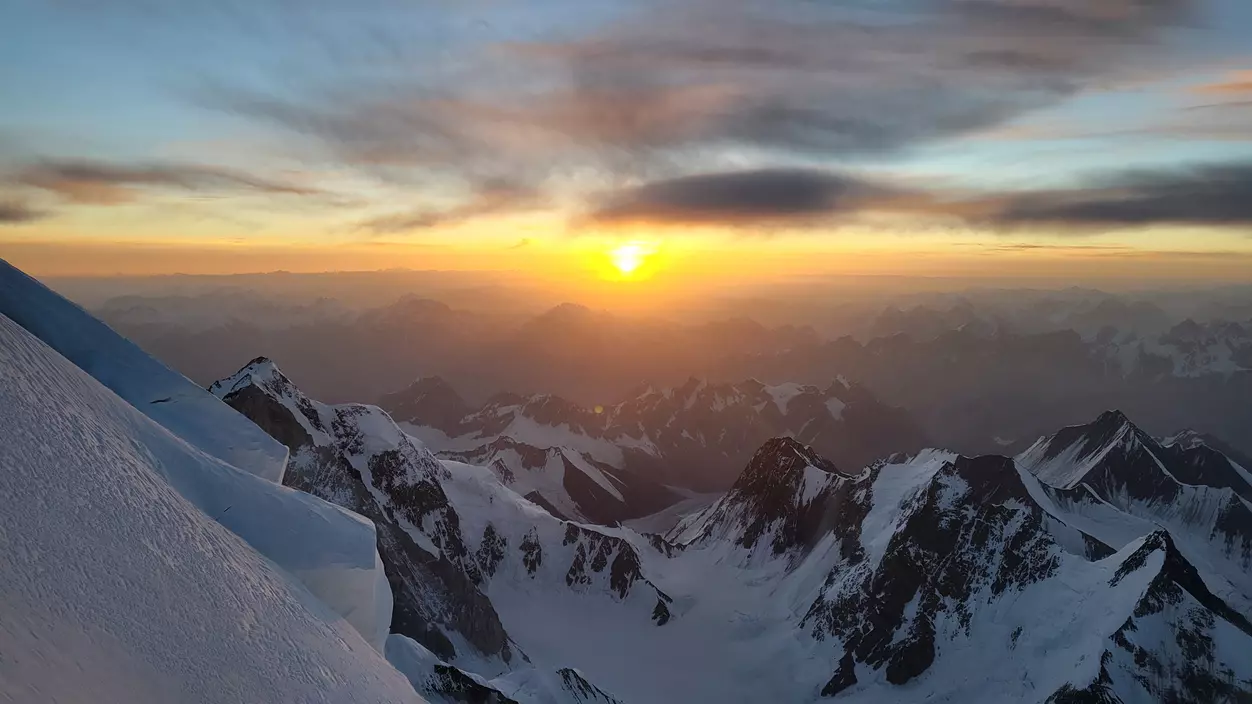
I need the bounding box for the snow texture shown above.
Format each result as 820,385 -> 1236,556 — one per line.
0,258 -> 288,482
0,313 -> 420,703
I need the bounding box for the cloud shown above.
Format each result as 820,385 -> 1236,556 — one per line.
358,179 -> 542,233
582,159 -> 1252,232
16,160 -> 326,205
976,162 -> 1252,228
586,168 -> 911,226
1191,70 -> 1252,95
0,200 -> 47,225
204,0 -> 1200,206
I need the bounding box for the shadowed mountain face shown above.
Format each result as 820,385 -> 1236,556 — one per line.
103,295 -> 819,407
384,375 -> 929,496
715,325 -> 1252,461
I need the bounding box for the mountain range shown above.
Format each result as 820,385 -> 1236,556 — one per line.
3,257 -> 1250,702
381,374 -> 928,500
94,282 -> 1252,470
216,358 -> 1252,702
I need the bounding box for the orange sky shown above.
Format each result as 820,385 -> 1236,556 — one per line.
6,225 -> 1252,294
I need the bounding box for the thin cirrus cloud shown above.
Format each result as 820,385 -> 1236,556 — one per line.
1191,70 -> 1252,95
358,180 -> 544,234
14,160 -> 328,206
203,0 -> 1203,207
10,0 -> 1241,240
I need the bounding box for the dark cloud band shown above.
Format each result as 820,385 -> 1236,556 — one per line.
583,160 -> 1252,231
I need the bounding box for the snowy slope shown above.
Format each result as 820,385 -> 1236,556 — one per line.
440,431 -> 1252,702
0,257 -> 288,482
200,348 -> 1252,701
0,313 -> 421,703
212,359 -> 666,700
387,635 -> 625,704
212,358 -> 675,701
217,353 -> 1252,702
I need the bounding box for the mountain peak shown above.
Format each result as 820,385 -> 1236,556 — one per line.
1016,409 -> 1146,489
378,376 -> 469,431
1091,408 -> 1134,433
685,437 -> 847,554
749,437 -> 834,473
209,355 -> 293,401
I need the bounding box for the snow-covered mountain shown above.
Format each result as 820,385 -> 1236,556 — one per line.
210,358 -> 516,669
221,348 -> 1252,702
211,358 -> 664,700
0,262 -> 422,702
1097,318 -> 1252,378
603,377 -> 927,491
5,254 -> 1249,703
387,375 -> 929,511
387,634 -> 624,704
665,431 -> 1252,701
383,381 -> 679,524
1016,410 -> 1252,617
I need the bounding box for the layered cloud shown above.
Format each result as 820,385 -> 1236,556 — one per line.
359,180 -> 543,233
10,0 -> 1248,240
205,0 -> 1204,208
1192,70 -> 1252,95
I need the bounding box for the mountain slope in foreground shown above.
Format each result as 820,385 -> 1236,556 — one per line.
0,312 -> 422,703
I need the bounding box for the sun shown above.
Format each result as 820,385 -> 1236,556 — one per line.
590,239 -> 662,281
610,243 -> 648,275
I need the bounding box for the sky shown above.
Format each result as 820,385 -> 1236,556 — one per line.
2,0 -> 1252,285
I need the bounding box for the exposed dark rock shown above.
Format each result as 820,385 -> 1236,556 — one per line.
212,360 -> 512,665
821,650 -> 858,697
520,528 -> 543,575
477,524 -> 507,578
219,384 -> 314,450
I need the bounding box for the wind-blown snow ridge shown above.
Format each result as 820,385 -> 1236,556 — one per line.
0,313 -> 420,703
0,258 -> 288,482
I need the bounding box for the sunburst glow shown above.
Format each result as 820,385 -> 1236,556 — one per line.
609,242 -> 649,275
